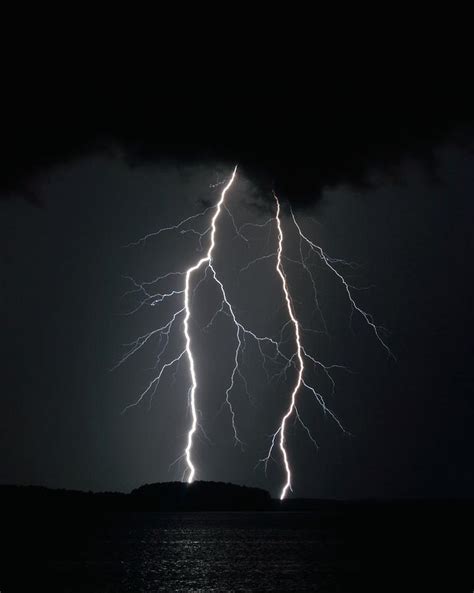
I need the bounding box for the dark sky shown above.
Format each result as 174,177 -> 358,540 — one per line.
1,143 -> 474,499
1,68 -> 474,498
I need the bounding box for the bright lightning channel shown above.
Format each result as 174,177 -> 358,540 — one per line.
182,165 -> 238,482
118,166 -> 257,482
273,193 -> 305,500
257,197 -> 393,499
117,167 -> 391,498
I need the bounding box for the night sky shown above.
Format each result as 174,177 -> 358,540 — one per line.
1,85 -> 474,499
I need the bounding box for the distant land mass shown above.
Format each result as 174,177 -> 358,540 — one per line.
1,481 -> 474,514
0,481 -> 273,511
131,481 -> 272,510
2,482 -> 474,592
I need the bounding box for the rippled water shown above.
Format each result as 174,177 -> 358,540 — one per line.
5,505 -> 472,591
5,503 -> 474,593
62,512 -> 357,592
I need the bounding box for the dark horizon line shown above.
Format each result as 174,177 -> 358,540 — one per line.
1,481 -> 474,504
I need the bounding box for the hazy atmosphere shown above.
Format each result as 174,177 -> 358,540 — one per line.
2,147 -> 473,499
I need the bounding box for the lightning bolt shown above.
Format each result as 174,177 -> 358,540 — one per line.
117,166 -> 391,498
182,165 -> 238,482
118,166 -> 254,481
258,196 -> 393,499
271,193 -> 305,499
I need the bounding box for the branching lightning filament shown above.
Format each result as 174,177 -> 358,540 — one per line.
116,166 -> 392,497
182,166 -> 238,482
272,193 -> 304,499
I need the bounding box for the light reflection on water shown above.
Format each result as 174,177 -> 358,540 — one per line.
80,512 -> 356,592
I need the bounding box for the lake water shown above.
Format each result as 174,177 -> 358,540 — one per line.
4,507 -> 472,592
51,512 -> 358,592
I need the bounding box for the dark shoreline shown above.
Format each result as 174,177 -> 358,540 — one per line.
2,484 -> 474,592
0,481 -> 272,511
2,481 -> 474,512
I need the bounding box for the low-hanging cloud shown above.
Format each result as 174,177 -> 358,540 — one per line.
2,89 -> 473,207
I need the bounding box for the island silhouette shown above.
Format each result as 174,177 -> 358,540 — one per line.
2,481 -> 474,592
0,480 -> 274,511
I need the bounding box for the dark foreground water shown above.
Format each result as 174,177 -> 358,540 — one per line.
3,506 -> 474,591
63,513 -> 355,592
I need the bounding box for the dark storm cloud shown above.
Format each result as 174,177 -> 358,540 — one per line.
2,82 -> 473,207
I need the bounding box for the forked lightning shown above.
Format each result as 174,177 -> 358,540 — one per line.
116,166 -> 391,497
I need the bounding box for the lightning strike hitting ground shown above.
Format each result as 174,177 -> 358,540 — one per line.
182,165 -> 238,482
116,166 -> 391,497
273,193 -> 305,499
